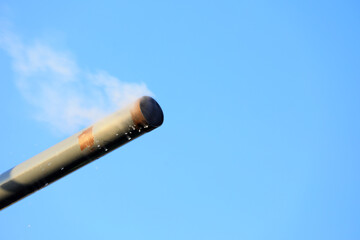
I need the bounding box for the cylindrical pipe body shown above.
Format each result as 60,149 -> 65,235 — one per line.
0,96 -> 163,210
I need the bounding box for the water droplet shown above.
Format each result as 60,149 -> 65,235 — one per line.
105,148 -> 108,152
144,125 -> 148,128
44,183 -> 49,187
61,167 -> 64,171
132,126 -> 136,130
127,136 -> 132,140
125,132 -> 128,135
129,131 -> 132,134
97,144 -> 101,147
116,133 -> 119,136
138,129 -> 141,132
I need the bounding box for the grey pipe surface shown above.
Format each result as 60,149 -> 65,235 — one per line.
0,96 -> 164,210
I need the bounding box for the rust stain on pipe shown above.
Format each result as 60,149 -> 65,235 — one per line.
78,126 -> 94,151
131,99 -> 146,126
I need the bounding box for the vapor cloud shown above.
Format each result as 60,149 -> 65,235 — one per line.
0,31 -> 152,135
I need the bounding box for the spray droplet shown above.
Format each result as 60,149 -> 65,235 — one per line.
116,133 -> 119,136
125,132 -> 128,135
138,129 -> 141,132
44,183 -> 49,187
27,224 -> 31,228
61,167 -> 64,171
127,136 -> 132,140
97,144 -> 101,147
132,126 -> 136,130
105,148 -> 108,152
144,125 -> 148,128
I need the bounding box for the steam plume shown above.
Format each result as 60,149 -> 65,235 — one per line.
0,31 -> 152,134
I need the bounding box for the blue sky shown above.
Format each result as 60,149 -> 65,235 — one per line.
0,1 -> 360,239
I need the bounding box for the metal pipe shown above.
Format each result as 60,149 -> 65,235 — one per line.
0,96 -> 164,210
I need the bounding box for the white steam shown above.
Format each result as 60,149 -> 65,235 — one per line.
0,31 -> 152,134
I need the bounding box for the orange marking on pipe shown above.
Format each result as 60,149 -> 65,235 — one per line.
78,126 -> 94,151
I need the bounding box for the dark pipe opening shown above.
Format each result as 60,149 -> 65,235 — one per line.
139,96 -> 164,128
